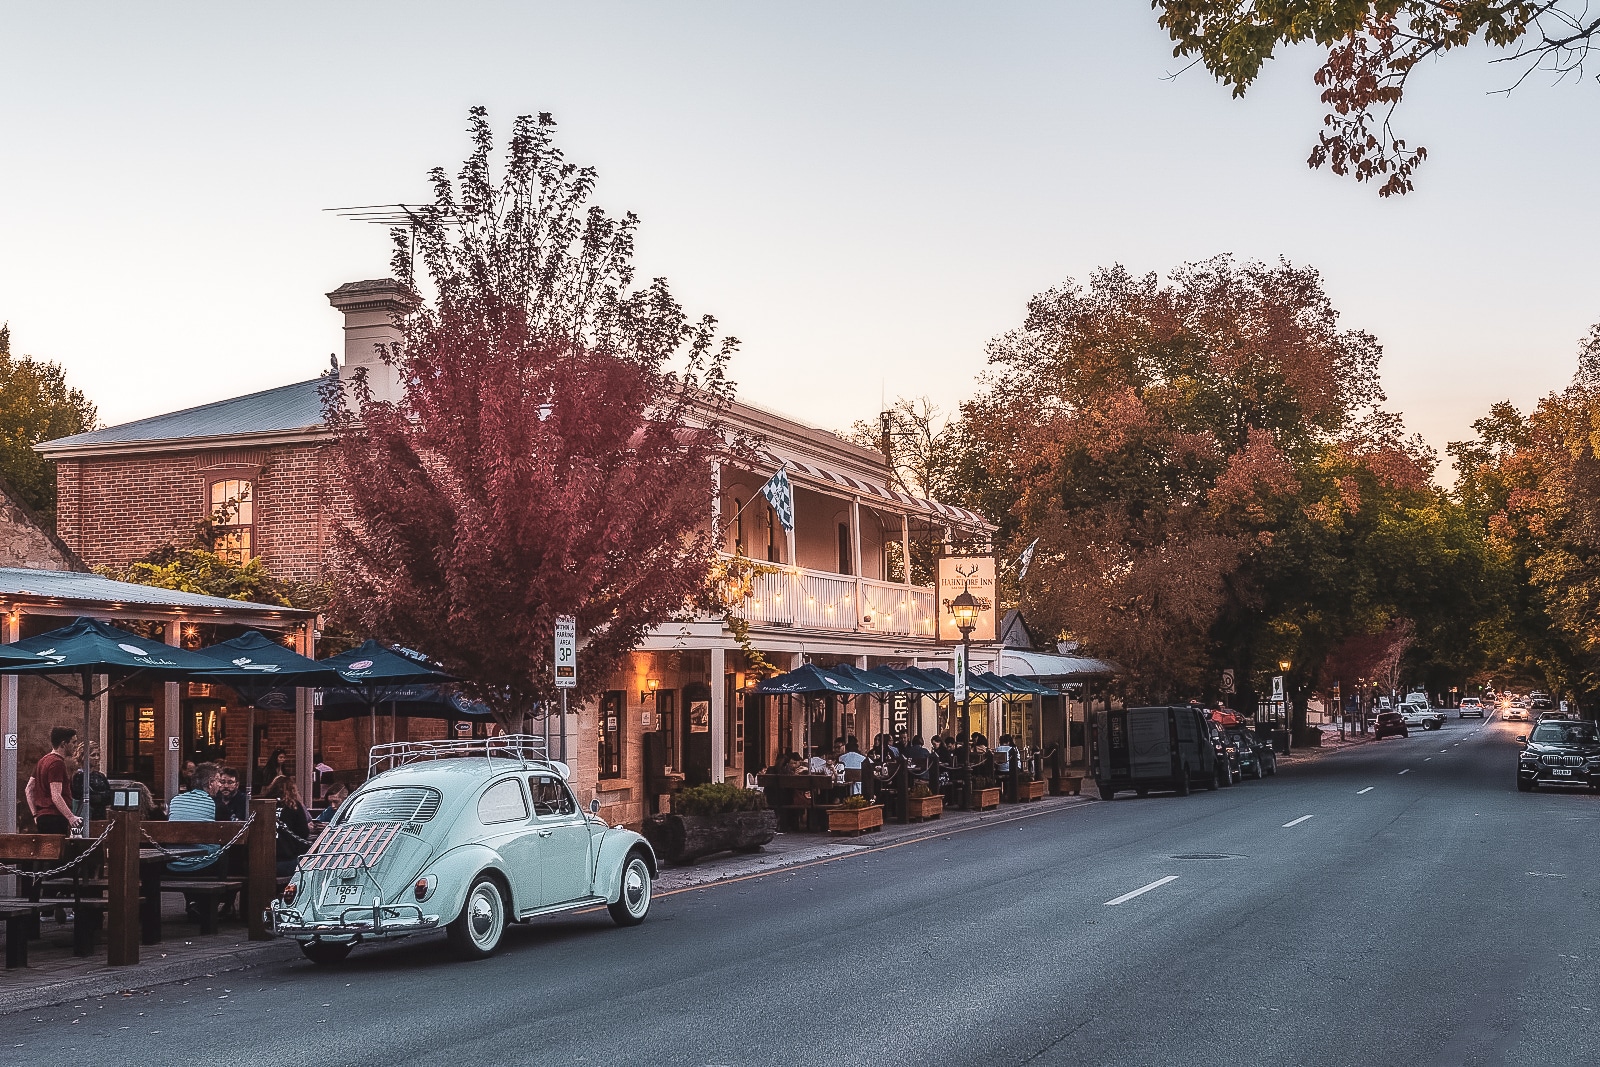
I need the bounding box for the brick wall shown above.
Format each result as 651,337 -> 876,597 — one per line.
57,443 -> 349,583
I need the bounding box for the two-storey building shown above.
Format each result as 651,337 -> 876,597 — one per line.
38,279 -> 1012,826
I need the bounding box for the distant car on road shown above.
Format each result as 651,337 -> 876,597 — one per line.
1400,703 -> 1445,730
1503,705 -> 1528,721
1458,697 -> 1485,718
1517,719 -> 1600,793
1374,711 -> 1409,740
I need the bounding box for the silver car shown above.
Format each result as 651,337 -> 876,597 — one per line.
269,736 -> 656,964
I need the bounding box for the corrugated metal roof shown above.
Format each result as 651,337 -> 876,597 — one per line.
0,567 -> 311,616
750,451 -> 990,528
38,378 -> 326,452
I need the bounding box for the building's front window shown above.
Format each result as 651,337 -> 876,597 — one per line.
599,690 -> 626,779
209,478 -> 253,562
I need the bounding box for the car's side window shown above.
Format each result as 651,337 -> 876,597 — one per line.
529,775 -> 575,818
478,778 -> 529,825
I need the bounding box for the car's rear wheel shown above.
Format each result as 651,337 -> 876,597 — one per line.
1098,780 -> 1116,800
299,940 -> 351,965
1253,759 -> 1265,780
608,851 -> 652,927
447,875 -> 506,959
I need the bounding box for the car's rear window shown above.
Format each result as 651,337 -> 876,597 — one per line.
340,786 -> 443,825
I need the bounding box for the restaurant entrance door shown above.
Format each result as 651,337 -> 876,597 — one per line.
681,682 -> 712,786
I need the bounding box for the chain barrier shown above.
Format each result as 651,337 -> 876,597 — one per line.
0,820 -> 116,880
138,814 -> 256,859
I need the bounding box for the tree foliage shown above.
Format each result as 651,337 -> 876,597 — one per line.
0,324 -> 97,521
1154,1 -> 1600,195
958,255 -> 1480,710
326,108 -> 739,726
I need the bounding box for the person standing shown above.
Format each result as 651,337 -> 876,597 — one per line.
25,727 -> 83,835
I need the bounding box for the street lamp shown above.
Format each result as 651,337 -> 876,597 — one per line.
951,586 -> 979,810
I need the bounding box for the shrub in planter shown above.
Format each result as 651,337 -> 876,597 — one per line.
907,781 -> 935,799
674,783 -> 767,816
644,784 -> 774,864
837,793 -> 873,809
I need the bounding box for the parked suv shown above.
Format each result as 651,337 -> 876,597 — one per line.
1374,711 -> 1409,740
1223,726 -> 1276,779
1207,722 -> 1241,786
1458,697 -> 1485,718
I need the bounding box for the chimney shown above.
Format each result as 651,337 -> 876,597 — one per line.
326,279 -> 420,410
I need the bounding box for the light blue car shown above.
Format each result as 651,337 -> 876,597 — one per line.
269,737 -> 656,964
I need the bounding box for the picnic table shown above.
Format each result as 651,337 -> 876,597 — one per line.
755,773 -> 848,831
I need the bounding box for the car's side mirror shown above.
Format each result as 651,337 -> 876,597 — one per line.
589,798 -> 600,814
1518,736 -> 1528,745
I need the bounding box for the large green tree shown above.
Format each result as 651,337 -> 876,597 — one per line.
1153,2 -> 1600,196
0,324 -> 97,521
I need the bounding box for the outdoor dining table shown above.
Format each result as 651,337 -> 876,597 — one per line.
756,773 -> 849,831
137,846 -> 208,944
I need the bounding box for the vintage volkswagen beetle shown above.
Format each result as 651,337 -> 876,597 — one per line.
269,736 -> 656,964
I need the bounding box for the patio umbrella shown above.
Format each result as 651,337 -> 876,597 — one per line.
754,663 -> 871,695
317,684 -> 494,722
319,641 -> 456,769
830,665 -> 902,753
191,630 -> 347,803
1,617 -> 227,833
865,666 -> 947,693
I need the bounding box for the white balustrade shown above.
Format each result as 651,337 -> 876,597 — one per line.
729,558 -> 934,636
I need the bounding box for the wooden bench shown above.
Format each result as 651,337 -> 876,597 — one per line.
140,800 -> 276,943
0,833 -> 104,961
0,900 -> 56,968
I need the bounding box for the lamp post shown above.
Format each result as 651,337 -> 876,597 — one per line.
951,587 -> 979,810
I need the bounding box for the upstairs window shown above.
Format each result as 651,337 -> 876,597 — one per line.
209,478 -> 254,563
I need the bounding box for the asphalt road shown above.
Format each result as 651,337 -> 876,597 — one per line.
8,715 -> 1597,1067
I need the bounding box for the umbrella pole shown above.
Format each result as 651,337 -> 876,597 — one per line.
79,668 -> 93,838
245,704 -> 256,805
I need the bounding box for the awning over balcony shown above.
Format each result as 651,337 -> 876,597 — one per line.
749,450 -> 988,528
997,649 -> 1118,681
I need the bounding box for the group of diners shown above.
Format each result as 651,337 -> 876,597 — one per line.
762,727 -> 1046,813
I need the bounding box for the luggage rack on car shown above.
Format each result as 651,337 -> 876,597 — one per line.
369,734 -> 553,774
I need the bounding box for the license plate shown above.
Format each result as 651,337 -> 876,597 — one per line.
1552,768 -> 1572,776
322,883 -> 364,907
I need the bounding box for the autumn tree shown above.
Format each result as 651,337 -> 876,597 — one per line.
1153,1 -> 1600,195
0,324 -> 97,521
326,108 -> 739,728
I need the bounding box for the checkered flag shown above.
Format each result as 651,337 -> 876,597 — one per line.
1017,537 -> 1040,580
760,465 -> 795,532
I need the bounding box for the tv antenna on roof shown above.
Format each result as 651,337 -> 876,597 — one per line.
325,203 -> 461,263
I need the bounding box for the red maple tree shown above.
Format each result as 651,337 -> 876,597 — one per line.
325,109 -> 739,727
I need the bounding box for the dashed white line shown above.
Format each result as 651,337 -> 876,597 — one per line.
1104,875 -> 1179,906
1357,786 -> 1374,794
1424,757 -> 1432,761
1282,814 -> 1315,828
1399,768 -> 1412,775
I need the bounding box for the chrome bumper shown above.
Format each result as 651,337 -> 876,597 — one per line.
269,900 -> 441,943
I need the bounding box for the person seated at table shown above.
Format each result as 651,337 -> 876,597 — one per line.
167,763 -> 228,920
808,745 -> 833,775
838,738 -> 869,795
994,734 -> 1017,775
903,735 -> 933,780
213,767 -> 247,821
314,783 -> 351,825
263,776 -> 312,877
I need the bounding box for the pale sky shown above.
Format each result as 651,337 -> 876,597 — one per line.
2,3 -> 1596,466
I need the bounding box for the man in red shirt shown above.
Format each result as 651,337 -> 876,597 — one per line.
25,727 -> 82,835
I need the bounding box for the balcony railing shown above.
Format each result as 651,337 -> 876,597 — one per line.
736,563 -> 936,637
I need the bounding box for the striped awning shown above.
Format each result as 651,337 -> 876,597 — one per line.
749,451 -> 989,528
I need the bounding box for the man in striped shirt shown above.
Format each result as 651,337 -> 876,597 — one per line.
167,762 -> 227,918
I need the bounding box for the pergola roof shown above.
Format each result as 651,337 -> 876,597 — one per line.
0,567 -> 314,625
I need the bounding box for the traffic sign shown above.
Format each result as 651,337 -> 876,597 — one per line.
1271,674 -> 1284,702
953,644 -> 967,702
554,615 -> 577,689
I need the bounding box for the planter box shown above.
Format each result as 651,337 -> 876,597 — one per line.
905,794 -> 944,822
642,810 -> 777,865
970,787 -> 1000,811
1049,775 -> 1084,797
825,804 -> 884,835
1015,779 -> 1046,802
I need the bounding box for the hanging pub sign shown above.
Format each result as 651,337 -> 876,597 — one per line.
936,555 -> 997,643
891,693 -> 909,734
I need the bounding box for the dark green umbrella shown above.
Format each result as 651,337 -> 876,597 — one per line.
192,630 -> 347,802
320,641 -> 455,770
4,617 -> 227,833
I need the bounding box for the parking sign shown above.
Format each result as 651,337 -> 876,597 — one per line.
554,615 -> 577,689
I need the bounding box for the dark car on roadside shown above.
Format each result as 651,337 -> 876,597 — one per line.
1206,721 -> 1241,786
1517,719 -> 1600,793
1374,711 -> 1409,740
1223,726 -> 1276,778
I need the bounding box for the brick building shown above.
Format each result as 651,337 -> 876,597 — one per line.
38,279 -> 1049,827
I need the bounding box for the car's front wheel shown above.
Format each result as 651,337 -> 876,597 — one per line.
1516,775 -> 1533,792
299,940 -> 351,965
608,851 -> 653,927
447,875 -> 507,959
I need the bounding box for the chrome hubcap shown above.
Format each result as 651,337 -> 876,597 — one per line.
468,885 -> 500,945
624,861 -> 649,914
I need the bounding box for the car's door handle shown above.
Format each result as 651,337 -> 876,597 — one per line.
535,828 -> 553,838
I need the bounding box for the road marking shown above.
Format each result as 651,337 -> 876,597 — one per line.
1282,814 -> 1315,827
1357,786 -> 1374,794
1399,768 -> 1411,775
1424,757 -> 1432,761
1104,875 -> 1179,906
